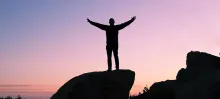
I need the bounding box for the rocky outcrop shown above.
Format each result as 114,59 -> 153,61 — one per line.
175,70 -> 220,99
176,68 -> 189,82
51,51 -> 220,99
131,51 -> 220,99
186,51 -> 220,80
175,51 -> 220,99
175,51 -> 220,82
186,51 -> 220,70
147,80 -> 177,99
51,70 -> 135,99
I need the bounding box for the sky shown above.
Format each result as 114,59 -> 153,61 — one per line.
1,0 -> 220,98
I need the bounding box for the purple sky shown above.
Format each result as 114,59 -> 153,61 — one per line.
1,0 -> 220,97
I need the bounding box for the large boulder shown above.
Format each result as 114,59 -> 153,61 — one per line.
147,80 -> 177,99
186,51 -> 220,80
51,69 -> 135,99
176,68 -> 189,83
129,51 -> 220,99
175,70 -> 220,99
175,51 -> 220,99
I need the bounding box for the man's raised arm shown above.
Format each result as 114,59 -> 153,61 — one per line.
116,16 -> 136,30
87,18 -> 107,30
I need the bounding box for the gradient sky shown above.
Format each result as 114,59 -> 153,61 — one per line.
1,0 -> 220,97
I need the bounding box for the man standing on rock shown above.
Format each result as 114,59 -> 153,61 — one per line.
87,16 -> 136,71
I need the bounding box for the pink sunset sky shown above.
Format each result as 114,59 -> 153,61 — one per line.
1,0 -> 220,98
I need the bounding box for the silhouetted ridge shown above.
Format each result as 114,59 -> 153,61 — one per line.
176,68 -> 188,82
176,51 -> 220,99
51,51 -> 220,99
51,69 -> 135,99
131,51 -> 220,99
187,51 -> 220,70
177,51 -> 220,81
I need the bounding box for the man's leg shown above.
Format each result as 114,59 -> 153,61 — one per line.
106,47 -> 112,71
113,49 -> 119,70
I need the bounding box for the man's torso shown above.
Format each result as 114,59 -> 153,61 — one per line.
105,26 -> 119,48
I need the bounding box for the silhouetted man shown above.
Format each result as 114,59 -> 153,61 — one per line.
87,16 -> 136,71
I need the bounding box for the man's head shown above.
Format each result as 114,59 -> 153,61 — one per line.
109,18 -> 115,25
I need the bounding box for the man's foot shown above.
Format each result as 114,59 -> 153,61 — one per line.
107,69 -> 112,72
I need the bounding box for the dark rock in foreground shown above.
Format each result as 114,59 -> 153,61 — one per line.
147,80 -> 177,99
51,70 -> 135,99
186,51 -> 220,80
131,51 -> 220,99
175,70 -> 220,99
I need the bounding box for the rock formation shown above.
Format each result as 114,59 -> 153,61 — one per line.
186,51 -> 220,80
51,70 -> 135,99
175,69 -> 220,99
147,80 -> 176,99
131,51 -> 220,99
51,51 -> 220,99
165,51 -> 220,99
176,68 -> 189,82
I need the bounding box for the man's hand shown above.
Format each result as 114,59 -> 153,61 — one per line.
87,18 -> 91,22
131,16 -> 136,20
